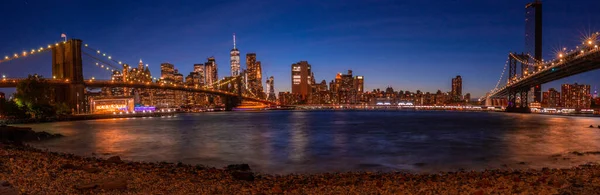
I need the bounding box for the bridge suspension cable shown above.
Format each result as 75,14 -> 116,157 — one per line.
82,52 -> 121,71
82,43 -> 160,82
493,57 -> 510,91
0,42 -> 62,64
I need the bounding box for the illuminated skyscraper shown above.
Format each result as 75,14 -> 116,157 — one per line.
193,64 -> 205,87
160,63 -> 175,83
266,76 -> 276,102
354,76 -> 364,93
526,0 -> 543,103
451,75 -> 462,101
291,61 -> 312,100
230,34 -> 241,77
204,57 -> 218,87
246,53 -> 264,98
338,70 -> 355,104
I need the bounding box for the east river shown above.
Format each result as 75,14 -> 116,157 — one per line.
19,111 -> 600,174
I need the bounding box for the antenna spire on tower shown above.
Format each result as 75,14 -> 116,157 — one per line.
233,33 -> 236,49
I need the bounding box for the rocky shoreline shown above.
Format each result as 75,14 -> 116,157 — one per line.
1,145 -> 600,194
2,127 -> 600,194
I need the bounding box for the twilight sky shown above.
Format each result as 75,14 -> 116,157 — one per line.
1,0 -> 600,98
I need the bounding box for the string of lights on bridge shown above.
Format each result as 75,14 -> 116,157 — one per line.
0,41 -> 70,64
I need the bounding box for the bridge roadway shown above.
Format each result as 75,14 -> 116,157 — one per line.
488,44 -> 600,98
0,79 -> 276,105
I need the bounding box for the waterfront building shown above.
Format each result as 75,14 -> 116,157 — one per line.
329,78 -> 338,104
291,61 -> 312,101
88,97 -> 134,114
541,88 -> 560,107
338,70 -> 356,104
561,83 -> 591,109
354,76 -> 365,103
310,80 -> 330,104
230,34 -> 241,77
278,91 -> 302,105
451,75 -> 462,102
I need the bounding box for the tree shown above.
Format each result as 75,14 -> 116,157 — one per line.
14,74 -> 52,108
0,99 -> 28,119
13,75 -> 60,119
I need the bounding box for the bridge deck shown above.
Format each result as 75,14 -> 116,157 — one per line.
489,46 -> 600,98
0,79 -> 276,105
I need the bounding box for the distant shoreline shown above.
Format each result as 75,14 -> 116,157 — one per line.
2,108 -> 598,125
0,112 -> 176,125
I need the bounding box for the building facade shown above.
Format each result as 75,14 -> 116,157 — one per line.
291,61 -> 312,101
205,57 -> 218,88
451,75 -> 462,102
246,53 -> 265,98
561,83 -> 591,109
542,88 -> 560,107
338,70 -> 356,104
266,76 -> 276,102
193,64 -> 205,87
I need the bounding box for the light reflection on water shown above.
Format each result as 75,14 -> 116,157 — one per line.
20,111 -> 600,174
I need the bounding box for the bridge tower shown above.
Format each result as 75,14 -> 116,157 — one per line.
51,39 -> 85,114
506,53 -> 531,113
526,0 -> 543,103
222,76 -> 243,111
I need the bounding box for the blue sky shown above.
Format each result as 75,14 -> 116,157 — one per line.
1,0 -> 600,98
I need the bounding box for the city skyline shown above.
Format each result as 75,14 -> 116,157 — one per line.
1,0 -> 600,98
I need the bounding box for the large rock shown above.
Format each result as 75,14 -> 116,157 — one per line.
0,125 -> 63,143
226,164 -> 251,171
106,156 -> 122,164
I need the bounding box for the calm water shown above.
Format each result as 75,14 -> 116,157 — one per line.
19,111 -> 600,174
